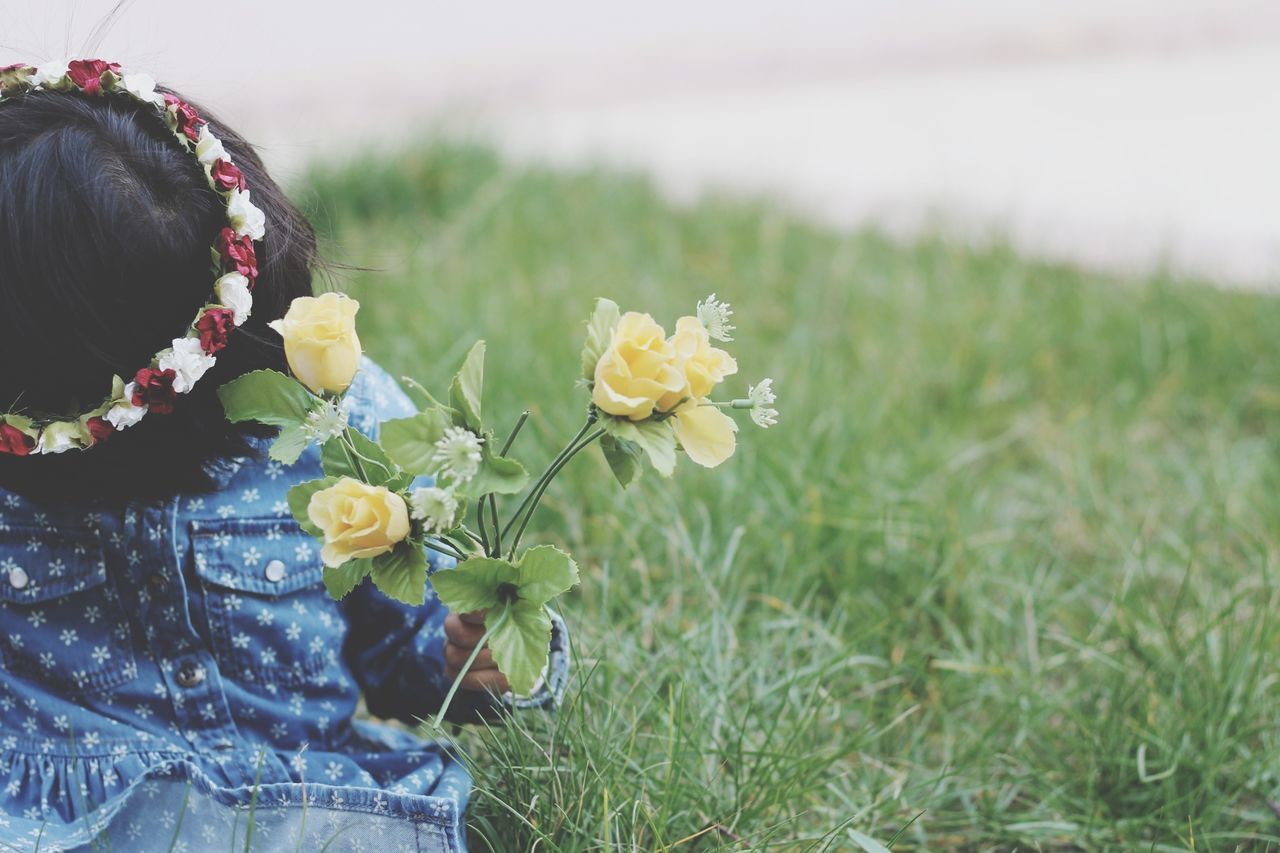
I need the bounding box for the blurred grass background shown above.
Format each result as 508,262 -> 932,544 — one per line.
299,143 -> 1280,850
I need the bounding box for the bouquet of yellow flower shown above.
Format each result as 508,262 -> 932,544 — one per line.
218,293 -> 777,722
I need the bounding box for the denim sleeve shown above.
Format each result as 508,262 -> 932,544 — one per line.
338,359 -> 571,724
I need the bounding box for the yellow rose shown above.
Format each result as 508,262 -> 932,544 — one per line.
657,316 -> 738,412
592,312 -> 686,420
307,478 -> 411,568
672,403 -> 738,468
268,293 -> 362,395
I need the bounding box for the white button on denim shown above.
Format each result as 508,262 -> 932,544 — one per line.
264,560 -> 286,583
8,566 -> 28,590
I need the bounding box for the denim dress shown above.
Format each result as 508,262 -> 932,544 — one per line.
0,360 -> 569,852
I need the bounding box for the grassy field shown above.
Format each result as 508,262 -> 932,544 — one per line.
299,143 -> 1280,851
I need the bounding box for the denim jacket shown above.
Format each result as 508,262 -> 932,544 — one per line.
0,359 -> 569,852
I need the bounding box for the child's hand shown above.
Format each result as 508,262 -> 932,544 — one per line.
443,610 -> 511,694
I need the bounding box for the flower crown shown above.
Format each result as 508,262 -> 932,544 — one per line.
0,59 -> 265,457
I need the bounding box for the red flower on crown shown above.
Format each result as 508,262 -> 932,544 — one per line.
162,92 -> 204,142
85,417 -> 114,445
196,308 -> 236,354
217,227 -> 259,281
67,59 -> 122,96
132,368 -> 179,415
211,160 -> 247,192
0,424 -> 34,456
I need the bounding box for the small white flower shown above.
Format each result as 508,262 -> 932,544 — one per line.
226,189 -> 266,240
697,293 -> 735,342
194,124 -> 226,167
30,61 -> 69,89
430,426 -> 483,483
106,388 -> 147,430
747,378 -> 778,429
35,422 -> 81,455
121,73 -> 162,106
408,487 -> 459,533
302,398 -> 349,444
158,338 -> 216,394
215,273 -> 253,324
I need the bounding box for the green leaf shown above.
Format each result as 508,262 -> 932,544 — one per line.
456,447 -> 529,498
515,545 -> 579,605
488,601 -> 552,695
386,472 -> 416,493
580,297 -> 620,381
604,418 -> 677,477
449,341 -> 485,430
323,558 -> 372,600
380,407 -> 452,475
218,370 -> 316,427
369,542 -> 429,606
320,428 -> 399,486
286,477 -> 338,538
599,434 -> 643,488
269,425 -> 310,465
429,558 -> 519,614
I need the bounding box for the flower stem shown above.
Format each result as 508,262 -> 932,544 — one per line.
500,415 -> 595,543
701,399 -> 753,409
500,411 -> 531,456
486,495 -> 501,558
506,427 -> 604,560
485,411 -> 531,558
474,497 -> 491,555
338,434 -> 368,482
431,604 -> 510,728
422,537 -> 465,561
342,430 -> 395,480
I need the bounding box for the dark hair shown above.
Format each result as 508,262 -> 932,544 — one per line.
0,85 -> 317,499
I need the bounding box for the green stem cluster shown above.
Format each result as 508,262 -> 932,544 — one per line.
436,411 -> 602,701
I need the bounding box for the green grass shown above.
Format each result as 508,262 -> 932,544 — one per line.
298,142 -> 1280,851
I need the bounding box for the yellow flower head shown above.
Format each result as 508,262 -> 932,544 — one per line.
307,478 -> 410,568
658,316 -> 738,413
592,312 -> 686,421
268,293 -> 362,395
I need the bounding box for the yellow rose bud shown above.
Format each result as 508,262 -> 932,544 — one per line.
307,478 -> 411,568
591,312 -> 686,420
268,293 -> 362,395
657,316 -> 738,413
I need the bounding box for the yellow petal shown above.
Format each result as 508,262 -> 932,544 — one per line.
672,402 -> 738,468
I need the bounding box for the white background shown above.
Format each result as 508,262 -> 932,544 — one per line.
4,0 -> 1279,287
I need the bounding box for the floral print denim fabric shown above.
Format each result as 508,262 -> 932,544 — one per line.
0,359 -> 570,852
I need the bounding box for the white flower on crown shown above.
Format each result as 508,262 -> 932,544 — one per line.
195,125 -> 227,167
215,273 -> 253,324
36,422 -> 83,455
105,386 -> 147,430
227,189 -> 266,240
158,338 -> 216,394
121,73 -> 163,106
30,61 -> 70,89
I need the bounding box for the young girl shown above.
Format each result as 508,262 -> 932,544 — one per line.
0,60 -> 567,851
